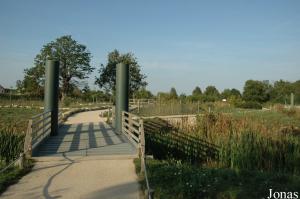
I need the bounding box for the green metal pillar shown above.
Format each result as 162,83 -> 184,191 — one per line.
44,59 -> 60,136
115,62 -> 129,134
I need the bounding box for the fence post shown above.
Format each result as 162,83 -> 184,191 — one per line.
291,93 -> 294,107
16,153 -> 25,169
24,119 -> 33,158
139,118 -> 145,173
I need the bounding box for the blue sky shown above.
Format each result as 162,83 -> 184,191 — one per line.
0,0 -> 299,95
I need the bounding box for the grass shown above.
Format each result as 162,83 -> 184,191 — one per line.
133,101 -> 263,117
134,158 -> 300,199
0,160 -> 33,194
139,107 -> 300,198
0,107 -> 41,132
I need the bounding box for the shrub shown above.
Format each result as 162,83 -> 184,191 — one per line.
63,97 -> 72,107
236,101 -> 262,109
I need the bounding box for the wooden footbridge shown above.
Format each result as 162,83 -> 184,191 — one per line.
1,61 -> 153,199
30,110 -> 138,157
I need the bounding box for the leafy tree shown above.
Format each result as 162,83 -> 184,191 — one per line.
95,49 -> 147,96
243,80 -> 270,103
23,35 -> 93,101
203,86 -> 220,102
231,88 -> 242,97
221,88 -> 241,99
292,80 -> 300,104
221,89 -> 232,99
270,80 -> 293,103
170,87 -> 178,99
133,87 -> 153,99
21,66 -> 45,96
15,80 -> 23,93
192,86 -> 202,96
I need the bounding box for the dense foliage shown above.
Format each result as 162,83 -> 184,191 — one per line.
95,49 -> 147,96
17,35 -> 93,101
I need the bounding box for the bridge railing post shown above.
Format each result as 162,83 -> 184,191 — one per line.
139,118 -> 145,173
24,119 -> 33,158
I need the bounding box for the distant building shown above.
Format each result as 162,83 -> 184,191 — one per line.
0,85 -> 5,94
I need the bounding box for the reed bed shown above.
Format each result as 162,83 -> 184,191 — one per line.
144,108 -> 300,175
0,127 -> 25,165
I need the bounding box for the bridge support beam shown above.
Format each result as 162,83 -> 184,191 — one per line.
44,59 -> 60,136
115,62 -> 129,134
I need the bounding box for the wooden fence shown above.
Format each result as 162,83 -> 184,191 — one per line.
121,111 -> 154,199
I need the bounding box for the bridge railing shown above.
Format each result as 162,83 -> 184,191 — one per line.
24,111 -> 52,155
24,110 -> 66,156
122,111 -> 154,199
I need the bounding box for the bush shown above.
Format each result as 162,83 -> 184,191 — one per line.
63,97 -> 72,107
236,101 -> 262,109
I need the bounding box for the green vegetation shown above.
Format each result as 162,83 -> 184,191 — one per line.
134,158 -> 300,199
18,35 -> 94,101
133,101 -> 254,117
95,49 -> 147,96
0,159 -> 33,194
138,107 -> 300,198
0,129 -> 25,164
0,126 -> 33,195
0,108 -> 41,132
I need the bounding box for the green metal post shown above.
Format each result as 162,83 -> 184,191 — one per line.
44,59 -> 60,136
115,63 -> 129,134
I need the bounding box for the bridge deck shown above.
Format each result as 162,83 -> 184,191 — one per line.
34,110 -> 137,157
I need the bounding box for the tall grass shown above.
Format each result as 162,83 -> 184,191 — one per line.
0,127 -> 25,164
195,111 -> 300,174
134,101 -> 244,116
144,109 -> 300,175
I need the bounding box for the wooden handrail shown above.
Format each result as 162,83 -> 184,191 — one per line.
121,111 -> 154,198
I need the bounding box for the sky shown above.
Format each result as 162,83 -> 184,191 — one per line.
0,0 -> 299,95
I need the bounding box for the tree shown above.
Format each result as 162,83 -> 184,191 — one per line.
192,86 -> 202,96
21,66 -> 45,96
221,88 -> 241,99
270,80 -> 293,103
95,50 -> 147,96
243,80 -> 270,103
15,80 -> 23,93
292,80 -> 300,104
203,86 -> 220,102
169,87 -> 178,99
25,35 -> 93,101
133,87 -> 153,99
231,88 -> 242,97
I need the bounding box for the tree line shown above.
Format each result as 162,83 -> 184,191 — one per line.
15,35 -> 147,102
14,35 -> 299,106
157,79 -> 300,108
